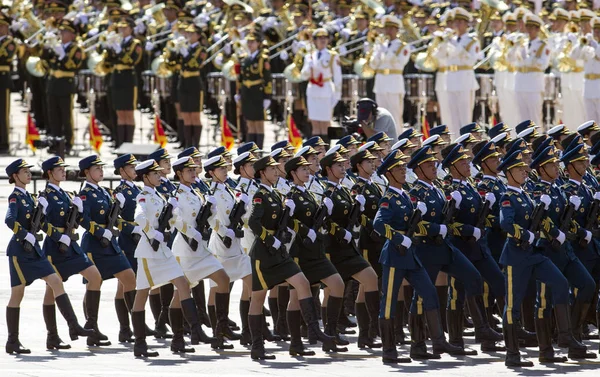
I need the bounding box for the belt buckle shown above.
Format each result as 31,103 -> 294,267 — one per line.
383,69 -> 390,75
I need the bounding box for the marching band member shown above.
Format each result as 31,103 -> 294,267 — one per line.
369,15 -> 411,135
510,13 -> 551,129
561,10 -> 587,130
301,28 -> 342,143
0,13 -> 14,155
571,17 -> 600,123
4,159 -> 94,354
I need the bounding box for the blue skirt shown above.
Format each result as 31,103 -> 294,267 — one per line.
46,252 -> 94,282
9,254 -> 55,287
86,251 -> 131,281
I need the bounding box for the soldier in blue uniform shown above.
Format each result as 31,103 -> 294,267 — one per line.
146,148 -> 176,338
530,146 -> 596,361
440,144 -> 505,352
303,136 -> 329,158
4,159 -> 94,354
407,146 -> 496,358
373,150 -> 462,364
498,150 -> 587,367
78,155 -> 137,347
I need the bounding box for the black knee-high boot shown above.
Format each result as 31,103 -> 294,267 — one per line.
192,125 -> 202,148
192,282 -> 211,327
298,297 -> 337,351
169,308 -> 195,353
249,314 -> 276,360
115,125 -> 125,148
409,312 -> 440,360
6,307 -> 30,354
44,304 -> 70,350
267,296 -> 279,335
324,296 -> 349,350
394,300 -> 408,345
240,300 -> 251,346
124,290 -> 155,337
288,310 -> 315,356
213,292 -> 237,349
55,293 -> 96,341
536,316 -> 567,363
85,290 -> 111,346
208,304 -> 217,336
364,291 -> 383,348
181,298 -> 216,346
124,125 -> 135,143
155,284 -> 173,339
255,133 -> 264,149
115,298 -> 134,343
177,119 -> 185,147
277,286 -> 290,340
183,126 -> 194,148
132,311 -> 158,357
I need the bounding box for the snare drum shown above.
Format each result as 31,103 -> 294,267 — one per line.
206,72 -> 230,98
90,74 -> 106,96
544,74 -> 561,102
475,74 -> 494,101
142,70 -> 154,96
155,76 -> 172,98
271,73 -> 287,101
341,74 -> 359,102
405,74 -> 434,102
77,69 -> 92,93
357,78 -> 368,98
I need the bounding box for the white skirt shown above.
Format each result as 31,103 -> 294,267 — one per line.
136,255 -> 184,290
177,255 -> 224,287
209,253 -> 251,288
307,95 -> 334,121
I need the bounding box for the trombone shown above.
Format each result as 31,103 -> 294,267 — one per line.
146,29 -> 172,41
24,27 -> 46,46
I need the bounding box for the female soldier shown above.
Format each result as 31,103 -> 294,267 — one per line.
350,149 -> 384,348
247,155 -> 336,360
77,155 -> 137,347
105,17 -> 142,146
171,156 -> 235,351
234,31 -> 272,149
130,159 -> 215,358
5,159 -> 94,354
300,28 -> 342,143
178,24 -> 207,148
40,157 -> 103,348
285,156 -> 346,355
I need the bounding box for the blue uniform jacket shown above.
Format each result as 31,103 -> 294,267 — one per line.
113,180 -> 141,256
561,179 -> 600,261
477,175 -> 506,258
41,185 -> 84,257
79,183 -> 121,255
5,188 -> 43,257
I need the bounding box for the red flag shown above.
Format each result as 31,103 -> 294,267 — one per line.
153,115 -> 167,147
26,112 -> 40,152
287,113 -> 302,150
489,114 -> 496,128
220,112 -> 234,150
421,112 -> 430,140
89,114 -> 103,153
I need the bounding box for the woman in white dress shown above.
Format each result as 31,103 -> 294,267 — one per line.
130,160 -> 215,357
171,156 -> 236,350
301,28 -> 342,142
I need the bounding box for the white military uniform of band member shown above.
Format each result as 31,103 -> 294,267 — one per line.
134,186 -> 185,290
571,34 -> 600,123
489,34 -> 517,130
432,31 -> 481,136
563,33 -> 587,130
207,182 -> 252,287
235,176 -> 259,255
369,37 -> 411,135
300,47 -> 343,121
172,184 -> 225,286
508,34 -> 551,128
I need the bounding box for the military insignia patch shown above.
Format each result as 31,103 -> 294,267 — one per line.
502,200 -> 510,207
381,202 -> 389,208
9,198 -> 15,204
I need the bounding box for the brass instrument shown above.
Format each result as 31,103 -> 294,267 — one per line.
352,30 -> 380,79
359,0 -> 385,17
477,0 -> 509,40
25,56 -> 46,77
401,9 -> 422,43
151,54 -> 173,78
87,50 -> 110,76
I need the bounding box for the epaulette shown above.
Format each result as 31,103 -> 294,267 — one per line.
141,190 -> 149,195
177,188 -> 184,194
45,187 -> 54,193
83,186 -> 92,192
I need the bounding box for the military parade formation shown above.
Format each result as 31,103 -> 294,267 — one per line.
8,0 -> 600,372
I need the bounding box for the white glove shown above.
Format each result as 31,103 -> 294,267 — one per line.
285,199 -> 296,215
207,195 -> 217,206
279,50 -> 289,61
53,44 -> 65,60
25,233 -> 37,246
239,193 -> 250,205
193,230 -> 204,243
343,230 -> 352,243
272,237 -> 282,250
473,227 -> 481,241
45,31 -> 57,40
362,41 -> 371,53
87,28 -> 99,38
145,41 -> 155,51
556,230 -> 566,245
569,195 -> 582,211
112,42 -> 122,54
291,40 -> 299,54
263,99 -> 271,109
234,94 -> 241,103
439,224 -> 447,239
75,12 -> 88,25
433,30 -> 445,38
589,38 -> 599,49
527,231 -> 535,243
450,191 -> 462,209
72,197 -> 83,213
484,192 -> 496,208
134,20 -> 146,35
585,230 -> 592,243
568,32 -> 578,44
339,45 -> 347,56
540,194 -> 551,210
307,229 -> 317,243
59,235 -> 71,247
416,201 -> 427,215
10,20 -> 22,32
102,229 -> 113,241
38,197 -> 49,214
594,191 -> 600,201
400,236 -> 412,249
132,226 -> 142,236
355,194 -> 366,211
115,193 -> 126,209
179,47 -> 189,57
168,197 -> 178,209
323,197 -> 334,216
152,231 -> 164,243
215,55 -> 223,66
223,43 -> 232,55
340,28 -> 351,40
225,228 -> 236,239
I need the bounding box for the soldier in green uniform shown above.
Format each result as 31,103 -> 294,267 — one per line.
0,13 -> 15,154
43,18 -> 83,155
235,31 -> 272,149
105,17 -> 143,146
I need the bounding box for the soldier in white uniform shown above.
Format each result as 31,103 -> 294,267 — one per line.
509,13 -> 551,129
171,157 -> 236,350
432,7 -> 481,136
369,15 -> 411,135
434,10 -> 454,129
571,17 -> 600,122
130,160 -> 215,358
234,152 -> 260,255
300,28 -> 343,141
359,141 -> 388,193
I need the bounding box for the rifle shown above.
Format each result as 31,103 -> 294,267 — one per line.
223,189 -> 247,248
59,205 -> 80,253
23,194 -> 44,253
467,192 -> 492,243
303,189 -> 334,247
189,188 -> 215,251
100,201 -> 120,248
520,203 -> 545,249
434,197 -> 457,244
551,202 -> 576,250
271,192 -> 294,255
579,198 -> 600,248
151,201 -> 174,251
396,208 -> 422,256
346,183 -> 367,233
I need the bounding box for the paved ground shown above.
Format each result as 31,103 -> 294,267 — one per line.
2,93 -> 600,375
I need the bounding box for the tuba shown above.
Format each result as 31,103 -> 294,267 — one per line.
87,51 -> 110,76
25,56 -> 46,77
477,0 -> 509,40
151,54 -> 173,78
